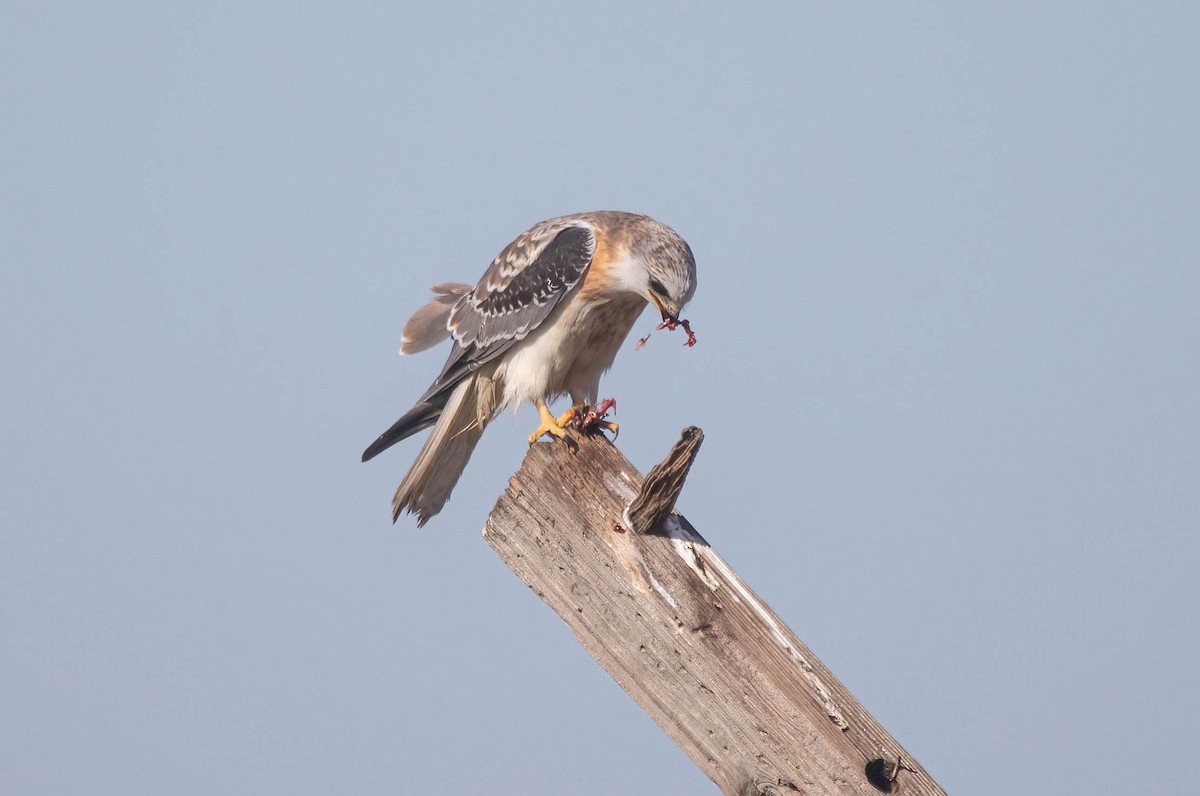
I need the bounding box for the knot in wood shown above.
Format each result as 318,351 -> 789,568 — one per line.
866,755 -> 915,793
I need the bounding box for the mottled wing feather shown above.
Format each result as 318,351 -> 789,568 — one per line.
450,221 -> 594,347
417,220 -> 596,404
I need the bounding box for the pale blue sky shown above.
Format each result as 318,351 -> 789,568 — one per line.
3,3 -> 1198,794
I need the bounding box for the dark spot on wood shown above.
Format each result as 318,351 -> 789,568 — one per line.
866,757 -> 910,792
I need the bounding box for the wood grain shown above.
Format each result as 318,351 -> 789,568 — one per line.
484,431 -> 946,796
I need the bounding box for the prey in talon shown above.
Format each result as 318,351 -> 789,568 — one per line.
575,397 -> 619,438
535,397 -> 619,442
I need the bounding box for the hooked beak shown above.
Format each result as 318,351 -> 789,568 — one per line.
649,293 -> 680,324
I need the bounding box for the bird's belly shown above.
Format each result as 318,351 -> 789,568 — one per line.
497,296 -> 645,408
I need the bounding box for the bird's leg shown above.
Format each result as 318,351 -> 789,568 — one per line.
555,392 -> 596,430
528,401 -> 572,444
555,405 -> 583,428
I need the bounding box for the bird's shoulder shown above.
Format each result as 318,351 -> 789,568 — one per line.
446,214 -> 600,351
475,213 -> 601,292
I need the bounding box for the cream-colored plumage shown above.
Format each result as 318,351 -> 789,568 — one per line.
362,211 -> 697,526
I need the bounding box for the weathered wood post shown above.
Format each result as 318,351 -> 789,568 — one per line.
484,429 -> 945,796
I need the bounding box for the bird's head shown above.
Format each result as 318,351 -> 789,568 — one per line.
620,218 -> 697,324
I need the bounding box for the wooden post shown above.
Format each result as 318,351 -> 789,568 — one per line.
484,430 -> 946,796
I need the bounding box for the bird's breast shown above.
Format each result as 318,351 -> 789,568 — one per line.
496,294 -> 647,407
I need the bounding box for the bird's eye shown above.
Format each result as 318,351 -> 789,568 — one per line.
648,278 -> 667,297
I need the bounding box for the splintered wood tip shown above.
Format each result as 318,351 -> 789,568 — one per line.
627,426 -> 704,534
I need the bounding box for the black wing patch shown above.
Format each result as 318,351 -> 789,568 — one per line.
418,224 -> 595,404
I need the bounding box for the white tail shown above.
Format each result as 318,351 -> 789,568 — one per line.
390,374 -> 497,525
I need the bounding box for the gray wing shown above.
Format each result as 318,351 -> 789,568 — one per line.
417,218 -> 597,404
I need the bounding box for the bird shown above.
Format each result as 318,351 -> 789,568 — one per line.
362,210 -> 699,526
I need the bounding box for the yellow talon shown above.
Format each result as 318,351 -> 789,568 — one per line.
527,402 -> 570,444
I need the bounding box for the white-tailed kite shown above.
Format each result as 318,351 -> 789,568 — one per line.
362,211 -> 698,526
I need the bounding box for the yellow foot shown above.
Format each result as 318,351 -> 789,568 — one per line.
527,402 -> 572,444
592,419 -> 619,437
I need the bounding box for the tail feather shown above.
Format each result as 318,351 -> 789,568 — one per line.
390,375 -> 496,526
400,282 -> 472,355
361,399 -> 446,463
